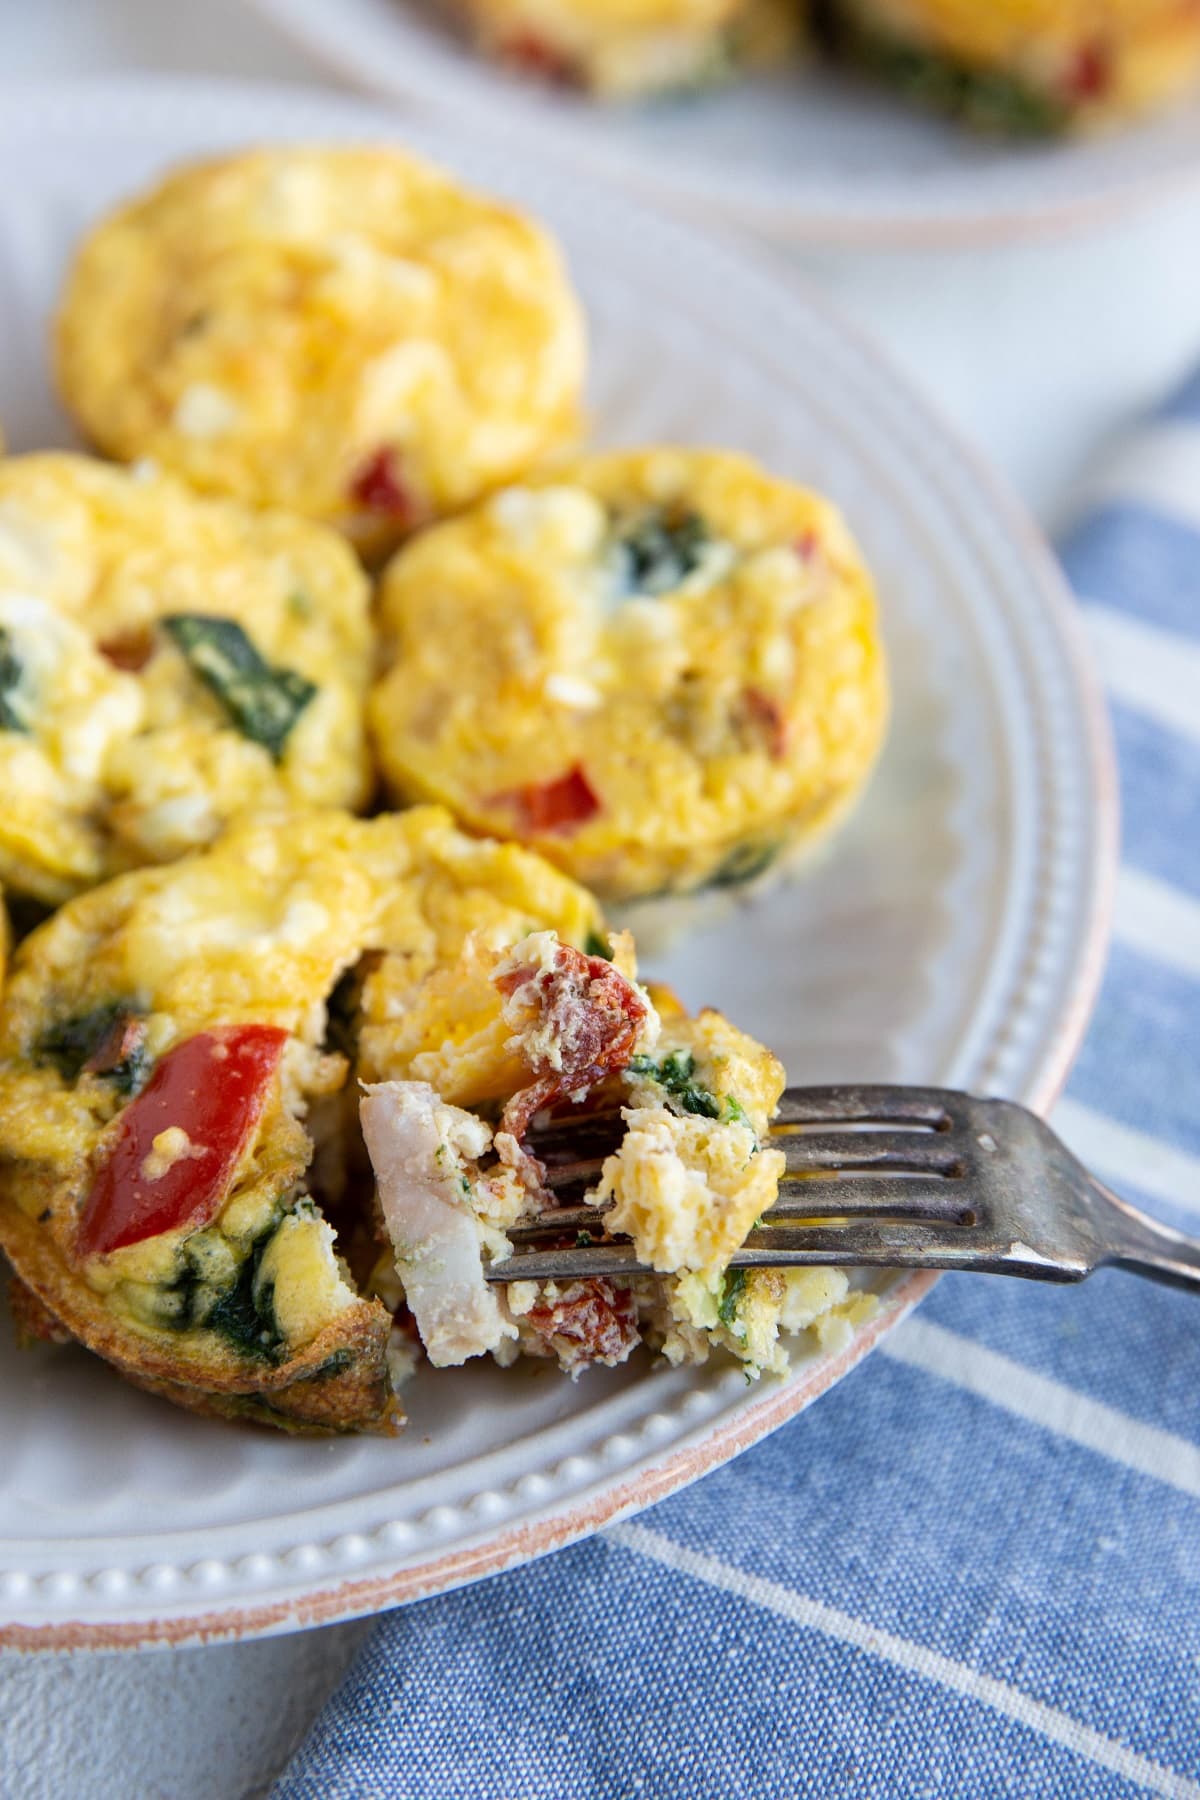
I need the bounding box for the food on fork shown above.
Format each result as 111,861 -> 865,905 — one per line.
454,0 -> 799,98
0,808 -> 602,1431
54,146 -> 587,558
369,447 -> 887,906
814,0 -> 1200,133
0,454 -> 371,904
360,932 -> 871,1379
0,806 -> 866,1430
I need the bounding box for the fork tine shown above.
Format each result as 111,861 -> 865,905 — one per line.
488,1243 -> 652,1282
773,1085 -> 955,1128
775,1131 -> 965,1175
770,1177 -> 976,1221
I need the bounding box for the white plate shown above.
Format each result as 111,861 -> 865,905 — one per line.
249,0 -> 1200,246
0,76 -> 1114,1649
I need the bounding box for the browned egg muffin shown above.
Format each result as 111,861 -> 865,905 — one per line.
54,146 -> 587,558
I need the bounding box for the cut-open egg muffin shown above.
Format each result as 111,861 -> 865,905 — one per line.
0,454 -> 371,905
55,146 -> 587,557
816,0 -> 1200,133
370,447 -> 888,906
0,807 -> 604,1431
0,805 -> 865,1429
456,0 -> 799,97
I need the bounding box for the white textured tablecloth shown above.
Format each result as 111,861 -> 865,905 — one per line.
3,4 -> 1200,1796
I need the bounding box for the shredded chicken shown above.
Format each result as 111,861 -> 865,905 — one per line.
360,1080 -> 514,1368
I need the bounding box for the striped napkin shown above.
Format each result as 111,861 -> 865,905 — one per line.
275,375 -> 1200,1800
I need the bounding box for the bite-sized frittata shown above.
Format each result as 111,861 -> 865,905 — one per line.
816,0 -> 1200,133
0,807 -> 605,1431
55,146 -> 587,558
370,447 -> 887,905
0,454 -> 373,906
456,0 -> 798,97
360,929 -> 873,1379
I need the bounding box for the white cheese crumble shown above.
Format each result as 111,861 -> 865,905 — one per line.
140,1126 -> 204,1182
544,672 -> 602,710
172,383 -> 242,440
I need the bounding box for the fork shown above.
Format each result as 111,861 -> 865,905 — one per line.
484,1085 -> 1200,1293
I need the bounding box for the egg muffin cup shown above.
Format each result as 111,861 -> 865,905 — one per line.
0,454 -> 372,905
370,447 -> 888,909
55,147 -> 587,559
457,0 -> 799,97
815,0 -> 1200,133
0,807 -> 605,1432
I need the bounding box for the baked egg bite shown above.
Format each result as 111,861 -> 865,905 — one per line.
0,806 -> 604,1431
360,931 -> 873,1378
0,454 -> 371,905
55,147 -> 587,558
457,0 -> 798,97
370,447 -> 887,905
815,0 -> 1200,131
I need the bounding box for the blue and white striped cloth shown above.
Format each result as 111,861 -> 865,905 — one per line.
275,376 -> 1200,1800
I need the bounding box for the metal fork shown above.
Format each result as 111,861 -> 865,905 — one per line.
484,1085 -> 1200,1292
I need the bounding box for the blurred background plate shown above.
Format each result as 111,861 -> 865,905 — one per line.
249,0 -> 1200,246
0,77 -> 1112,1648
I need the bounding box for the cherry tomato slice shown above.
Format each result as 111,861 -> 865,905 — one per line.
77,1025 -> 287,1259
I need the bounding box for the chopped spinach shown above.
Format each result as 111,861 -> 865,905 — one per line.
323,964 -> 363,1061
36,1003 -> 150,1095
718,1267 -> 747,1328
584,930 -> 614,961
163,613 -> 317,760
628,1049 -> 721,1120
724,1094 -> 751,1128
203,1231 -> 288,1363
299,1347 -> 354,1383
705,840 -> 780,891
610,507 -> 712,599
813,3 -> 1069,136
0,627 -> 29,733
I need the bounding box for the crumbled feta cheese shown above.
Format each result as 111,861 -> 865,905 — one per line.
172,383 -> 242,440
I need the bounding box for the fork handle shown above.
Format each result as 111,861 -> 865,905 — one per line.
1093,1177 -> 1200,1293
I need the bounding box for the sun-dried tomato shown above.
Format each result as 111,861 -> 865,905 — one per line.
525,1278 -> 640,1368
496,941 -> 648,1141
738,686 -> 790,760
98,631 -> 154,673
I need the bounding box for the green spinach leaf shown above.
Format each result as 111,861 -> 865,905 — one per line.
0,627 -> 29,733
163,614 -> 317,760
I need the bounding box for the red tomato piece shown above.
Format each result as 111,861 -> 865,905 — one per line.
494,766 -> 601,836
97,631 -> 154,673
1066,41 -> 1111,100
740,686 -> 790,760
77,1025 -> 287,1259
499,31 -> 579,86
349,447 -> 414,519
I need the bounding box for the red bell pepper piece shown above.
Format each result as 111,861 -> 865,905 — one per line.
77,1025 -> 287,1259
493,765 -> 601,835
349,447 -> 414,519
